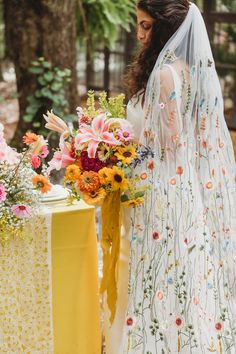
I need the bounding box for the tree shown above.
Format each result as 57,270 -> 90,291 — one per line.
3,0 -> 78,144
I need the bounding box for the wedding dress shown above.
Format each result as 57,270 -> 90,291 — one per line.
104,3 -> 236,353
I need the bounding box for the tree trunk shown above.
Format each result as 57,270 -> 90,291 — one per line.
3,0 -> 78,144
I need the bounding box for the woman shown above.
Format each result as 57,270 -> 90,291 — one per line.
103,1 -> 236,353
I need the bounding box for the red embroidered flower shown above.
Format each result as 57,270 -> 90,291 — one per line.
126,317 -> 133,326
215,322 -> 222,331
175,318 -> 182,326
152,231 -> 160,240
147,161 -> 155,170
176,166 -> 184,175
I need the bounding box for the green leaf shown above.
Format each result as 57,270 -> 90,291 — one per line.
121,194 -> 129,202
43,72 -> 54,82
135,191 -> 145,198
23,114 -> 33,123
32,122 -> 41,128
29,67 -> 44,74
51,82 -> 63,91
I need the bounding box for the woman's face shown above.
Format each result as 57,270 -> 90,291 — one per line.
136,9 -> 154,46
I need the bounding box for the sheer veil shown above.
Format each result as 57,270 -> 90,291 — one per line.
123,3 -> 236,352
140,2 -> 236,237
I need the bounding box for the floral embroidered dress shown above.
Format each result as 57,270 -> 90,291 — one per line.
121,4 -> 236,354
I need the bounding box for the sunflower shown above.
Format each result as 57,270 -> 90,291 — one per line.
78,171 -> 100,192
122,198 -> 144,208
32,174 -> 52,193
65,164 -> 81,182
98,167 -> 113,185
106,166 -> 129,191
82,188 -> 107,206
115,145 -> 137,164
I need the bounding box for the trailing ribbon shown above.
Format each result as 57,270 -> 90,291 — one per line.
100,190 -> 121,324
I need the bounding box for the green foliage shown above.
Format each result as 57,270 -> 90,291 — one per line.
83,90 -> 125,119
24,57 -> 76,135
77,0 -> 136,50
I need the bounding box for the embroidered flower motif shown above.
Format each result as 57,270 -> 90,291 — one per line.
156,291 -> 164,300
175,316 -> 184,328
147,161 -> 155,170
215,322 -> 223,331
159,102 -> 165,109
152,231 -> 160,241
205,181 -> 213,189
176,166 -> 184,175
126,316 -> 136,328
170,177 -> 176,186
140,172 -> 148,180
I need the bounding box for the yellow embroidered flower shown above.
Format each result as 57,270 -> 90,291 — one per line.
82,188 -> 107,206
115,145 -> 137,164
106,166 -> 129,191
65,164 -> 81,182
98,167 -> 113,185
122,197 -> 144,208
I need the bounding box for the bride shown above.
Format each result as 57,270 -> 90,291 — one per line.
103,1 -> 236,353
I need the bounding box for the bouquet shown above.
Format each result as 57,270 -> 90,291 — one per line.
44,91 -> 153,324
45,91 -> 150,206
0,124 -> 52,243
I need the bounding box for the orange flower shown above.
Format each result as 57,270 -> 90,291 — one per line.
65,164 -> 81,182
78,171 -> 100,192
176,166 -> 184,175
170,177 -> 176,185
82,188 -> 107,206
23,132 -> 39,145
32,174 -> 52,193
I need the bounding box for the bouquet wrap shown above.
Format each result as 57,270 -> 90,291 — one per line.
100,190 -> 121,324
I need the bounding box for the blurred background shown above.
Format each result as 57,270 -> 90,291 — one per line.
0,0 -> 235,155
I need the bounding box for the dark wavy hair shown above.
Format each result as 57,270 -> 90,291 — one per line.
124,0 -> 190,100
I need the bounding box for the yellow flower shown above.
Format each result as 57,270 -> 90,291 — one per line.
115,145 -> 137,164
98,167 -> 113,185
106,166 -> 129,191
83,188 -> 107,206
98,144 -> 111,162
122,198 -> 144,208
65,164 -> 81,182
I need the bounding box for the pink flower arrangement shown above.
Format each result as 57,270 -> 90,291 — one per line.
11,205 -> 31,218
0,184 -> 6,202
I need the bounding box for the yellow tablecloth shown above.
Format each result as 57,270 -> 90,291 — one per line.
49,200 -> 101,354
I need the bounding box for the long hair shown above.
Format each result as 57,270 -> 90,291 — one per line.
124,0 -> 190,100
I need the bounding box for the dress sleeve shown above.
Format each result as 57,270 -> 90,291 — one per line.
158,65 -> 184,150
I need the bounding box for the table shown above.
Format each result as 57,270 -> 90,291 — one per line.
50,201 -> 101,354
0,200 -> 101,354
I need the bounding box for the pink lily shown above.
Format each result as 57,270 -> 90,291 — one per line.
74,113 -> 121,158
47,136 -> 75,173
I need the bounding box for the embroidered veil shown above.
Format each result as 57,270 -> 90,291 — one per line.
123,3 -> 236,353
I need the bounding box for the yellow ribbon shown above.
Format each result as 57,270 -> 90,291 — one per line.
100,191 -> 121,324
